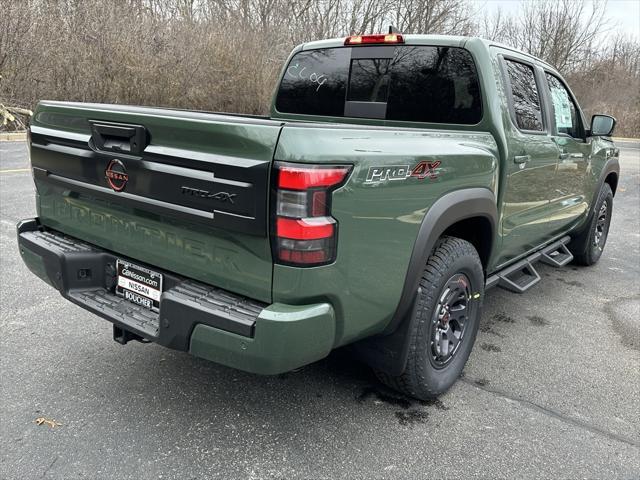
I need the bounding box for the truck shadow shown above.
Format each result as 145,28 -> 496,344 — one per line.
66,261 -> 589,437
90,340 -> 452,433
74,277 -> 549,433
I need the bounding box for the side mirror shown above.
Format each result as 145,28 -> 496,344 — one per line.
590,114 -> 616,137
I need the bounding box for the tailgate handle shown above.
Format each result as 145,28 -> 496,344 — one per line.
89,121 -> 148,155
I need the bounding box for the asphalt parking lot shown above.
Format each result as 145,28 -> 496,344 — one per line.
1,139 -> 638,479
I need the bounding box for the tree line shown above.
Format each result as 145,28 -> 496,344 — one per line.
1,0 -> 638,136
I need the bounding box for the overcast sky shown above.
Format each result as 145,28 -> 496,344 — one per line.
476,0 -> 640,39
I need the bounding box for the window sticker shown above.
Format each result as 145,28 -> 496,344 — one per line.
550,86 -> 573,129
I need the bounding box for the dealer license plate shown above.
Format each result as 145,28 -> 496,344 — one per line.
115,260 -> 163,312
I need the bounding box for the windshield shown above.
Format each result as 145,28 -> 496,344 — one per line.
275,45 -> 482,125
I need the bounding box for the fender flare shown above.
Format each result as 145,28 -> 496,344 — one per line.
388,187 -> 497,333
353,187 -> 498,376
573,156 -> 620,238
593,156 -> 620,199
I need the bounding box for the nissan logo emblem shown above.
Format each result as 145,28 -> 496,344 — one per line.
105,159 -> 128,191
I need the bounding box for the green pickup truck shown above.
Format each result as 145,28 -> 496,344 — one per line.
18,33 -> 619,399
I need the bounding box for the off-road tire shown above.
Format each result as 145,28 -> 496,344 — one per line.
375,236 -> 484,400
570,182 -> 613,266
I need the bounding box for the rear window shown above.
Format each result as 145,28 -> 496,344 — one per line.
275,45 -> 482,125
347,59 -> 392,103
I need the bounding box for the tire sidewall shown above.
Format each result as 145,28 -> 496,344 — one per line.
585,185 -> 614,264
413,248 -> 484,396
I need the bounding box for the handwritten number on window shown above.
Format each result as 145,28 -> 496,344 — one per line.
287,63 -> 327,92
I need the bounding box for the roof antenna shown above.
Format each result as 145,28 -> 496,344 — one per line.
388,25 -> 396,34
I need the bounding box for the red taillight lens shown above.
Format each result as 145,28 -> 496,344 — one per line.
272,163 -> 351,266
344,34 -> 404,46
277,217 -> 335,240
278,166 -> 350,190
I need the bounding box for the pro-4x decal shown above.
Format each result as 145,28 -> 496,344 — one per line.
365,161 -> 441,184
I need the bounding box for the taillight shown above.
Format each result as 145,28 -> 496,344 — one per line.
344,34 -> 404,46
272,162 -> 351,267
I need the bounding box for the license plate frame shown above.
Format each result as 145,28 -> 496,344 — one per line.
115,260 -> 163,312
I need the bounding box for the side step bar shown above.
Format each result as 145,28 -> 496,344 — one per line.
486,236 -> 573,293
494,259 -> 541,293
540,242 -> 573,267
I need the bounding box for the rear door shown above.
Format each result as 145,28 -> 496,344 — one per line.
497,56 -> 561,266
29,102 -> 282,303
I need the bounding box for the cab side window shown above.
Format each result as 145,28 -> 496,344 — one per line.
504,59 -> 544,131
545,73 -> 583,139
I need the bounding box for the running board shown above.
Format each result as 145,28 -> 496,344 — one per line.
495,260 -> 540,293
486,236 -> 572,293
540,242 -> 573,267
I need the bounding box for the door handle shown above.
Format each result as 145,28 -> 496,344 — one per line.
89,120 -> 148,155
559,152 -> 570,160
514,155 -> 530,164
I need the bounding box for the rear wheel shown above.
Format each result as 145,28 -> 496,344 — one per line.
375,236 -> 484,400
570,183 -> 613,266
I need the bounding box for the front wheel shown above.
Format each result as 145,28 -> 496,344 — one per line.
375,236 -> 484,400
570,182 -> 613,266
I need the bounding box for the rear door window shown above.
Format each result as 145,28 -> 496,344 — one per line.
504,59 -> 544,131
275,45 -> 482,125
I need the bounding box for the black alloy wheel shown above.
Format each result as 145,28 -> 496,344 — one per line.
374,236 -> 484,400
593,200 -> 609,252
429,273 -> 470,368
570,182 -> 613,266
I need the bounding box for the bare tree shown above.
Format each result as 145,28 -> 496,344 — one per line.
488,0 -> 610,72
0,0 -> 638,136
391,0 -> 474,35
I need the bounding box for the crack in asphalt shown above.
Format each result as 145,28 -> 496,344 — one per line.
461,377 -> 640,449
41,456 -> 58,478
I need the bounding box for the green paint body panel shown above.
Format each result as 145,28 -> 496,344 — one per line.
189,303 -> 335,374
35,184 -> 274,302
30,102 -> 283,303
272,126 -> 497,346
21,34 -> 619,374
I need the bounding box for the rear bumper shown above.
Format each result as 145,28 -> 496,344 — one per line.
17,218 -> 335,374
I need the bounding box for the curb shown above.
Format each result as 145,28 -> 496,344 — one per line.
0,131 -> 27,141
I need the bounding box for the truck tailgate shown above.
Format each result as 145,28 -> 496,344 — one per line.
28,101 -> 282,303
